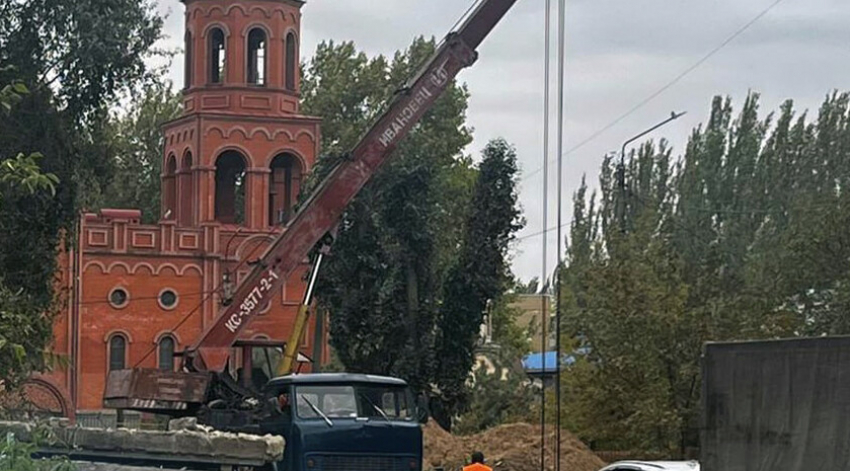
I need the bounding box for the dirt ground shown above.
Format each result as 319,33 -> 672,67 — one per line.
423,420 -> 606,471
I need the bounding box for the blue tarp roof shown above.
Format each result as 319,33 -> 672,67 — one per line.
522,351 -> 574,373
522,348 -> 590,373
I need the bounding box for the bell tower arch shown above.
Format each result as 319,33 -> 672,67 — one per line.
161,0 -> 319,230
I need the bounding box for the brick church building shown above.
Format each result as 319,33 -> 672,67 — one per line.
41,0 -> 326,418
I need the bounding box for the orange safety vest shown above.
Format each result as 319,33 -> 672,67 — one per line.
463,464 -> 493,471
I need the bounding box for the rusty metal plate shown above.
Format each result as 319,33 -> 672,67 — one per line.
103,369 -> 211,411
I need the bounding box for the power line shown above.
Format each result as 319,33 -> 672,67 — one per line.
76,291 -> 214,306
520,0 -> 788,183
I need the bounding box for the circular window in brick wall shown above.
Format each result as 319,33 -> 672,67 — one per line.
158,289 -> 179,311
108,287 -> 129,309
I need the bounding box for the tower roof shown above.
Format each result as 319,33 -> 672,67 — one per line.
181,0 -> 304,5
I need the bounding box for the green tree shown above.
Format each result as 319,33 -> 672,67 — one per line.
299,40 -> 389,159
434,138 -> 524,419
0,282 -> 59,389
0,81 -> 60,387
302,37 -> 476,393
0,432 -> 76,471
556,91 -> 850,455
0,0 -> 164,290
559,143 -> 694,453
490,292 -> 532,355
0,0 -> 163,124
0,0 -> 163,381
0,153 -> 57,199
98,80 -> 182,222
514,277 -> 540,294
452,349 -> 535,435
452,289 -> 535,435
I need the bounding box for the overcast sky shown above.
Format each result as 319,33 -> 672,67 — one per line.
153,0 -> 850,284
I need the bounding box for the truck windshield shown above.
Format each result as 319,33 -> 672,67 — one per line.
294,384 -> 413,421
357,385 -> 412,420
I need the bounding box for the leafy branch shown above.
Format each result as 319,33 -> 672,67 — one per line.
0,81 -> 59,204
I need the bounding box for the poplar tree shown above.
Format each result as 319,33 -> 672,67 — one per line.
434,138 -> 524,423
559,91 -> 850,455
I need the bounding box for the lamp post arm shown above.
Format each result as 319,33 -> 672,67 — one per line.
616,111 -> 687,233
620,111 -> 687,165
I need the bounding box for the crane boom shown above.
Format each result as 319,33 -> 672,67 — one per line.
187,0 -> 519,373
103,0 -> 520,416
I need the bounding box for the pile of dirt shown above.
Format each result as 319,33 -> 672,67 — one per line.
423,420 -> 606,471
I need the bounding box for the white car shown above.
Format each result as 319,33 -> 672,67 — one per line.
598,461 -> 700,471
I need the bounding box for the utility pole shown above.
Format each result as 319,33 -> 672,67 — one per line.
555,0 -> 566,469
617,111 -> 687,232
539,0 -> 552,470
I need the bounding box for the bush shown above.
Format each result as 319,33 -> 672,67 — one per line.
0,431 -> 76,471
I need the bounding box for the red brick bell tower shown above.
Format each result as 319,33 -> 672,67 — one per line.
163,0 -> 319,229
44,0 -> 325,420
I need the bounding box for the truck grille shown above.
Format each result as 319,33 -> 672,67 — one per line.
310,454 -> 414,471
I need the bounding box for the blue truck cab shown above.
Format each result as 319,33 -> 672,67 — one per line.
259,373 -> 425,471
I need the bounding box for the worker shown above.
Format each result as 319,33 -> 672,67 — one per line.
463,451 -> 492,471
277,392 -> 291,412
261,391 -> 292,435
266,391 -> 292,420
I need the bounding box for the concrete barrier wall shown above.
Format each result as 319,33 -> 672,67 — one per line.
75,463 -> 186,471
0,420 -> 284,467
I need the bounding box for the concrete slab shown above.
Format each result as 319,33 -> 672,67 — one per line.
74,463 -> 186,471
0,420 -> 284,467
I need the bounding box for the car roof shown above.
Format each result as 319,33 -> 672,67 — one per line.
266,373 -> 409,387
599,461 -> 700,471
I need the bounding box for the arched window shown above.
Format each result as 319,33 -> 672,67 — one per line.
109,335 -> 126,371
208,28 -> 226,83
269,153 -> 302,226
179,152 -> 194,225
215,151 -> 247,225
164,155 -> 177,220
184,31 -> 193,88
285,32 -> 297,91
182,152 -> 193,170
247,28 -> 267,85
158,337 -> 175,371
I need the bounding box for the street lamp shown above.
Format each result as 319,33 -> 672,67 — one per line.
616,111 -> 686,232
